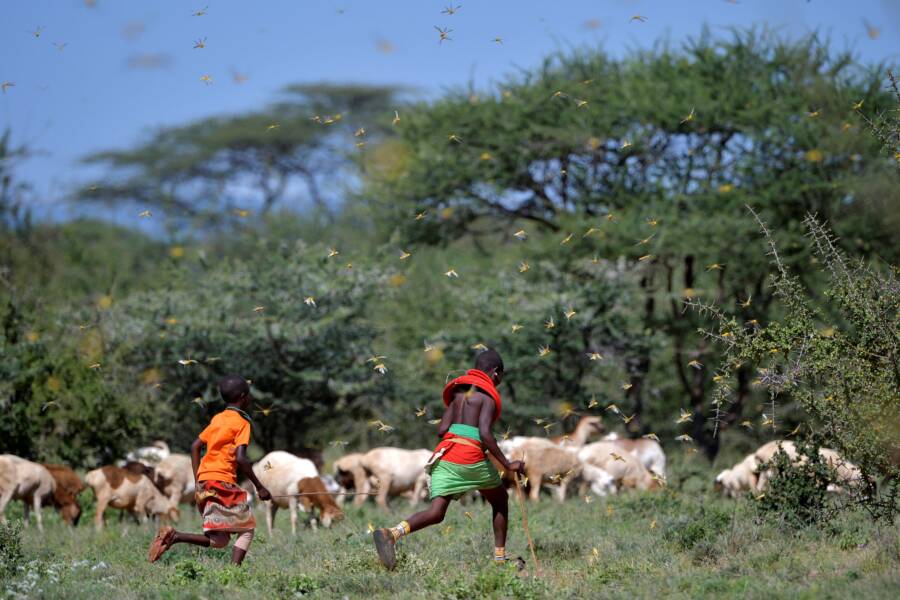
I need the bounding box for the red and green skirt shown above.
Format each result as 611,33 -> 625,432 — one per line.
196,480 -> 256,533
427,424 -> 502,500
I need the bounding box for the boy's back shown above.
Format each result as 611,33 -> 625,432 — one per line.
446,389 -> 491,428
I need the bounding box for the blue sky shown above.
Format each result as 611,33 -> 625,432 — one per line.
1,0 -> 897,222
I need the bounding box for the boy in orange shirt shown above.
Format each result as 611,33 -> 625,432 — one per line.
148,375 -> 271,565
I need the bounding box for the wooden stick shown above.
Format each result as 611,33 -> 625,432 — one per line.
513,472 -> 541,576
269,491 -> 379,499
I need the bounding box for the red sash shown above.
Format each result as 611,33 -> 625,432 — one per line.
442,369 -> 502,422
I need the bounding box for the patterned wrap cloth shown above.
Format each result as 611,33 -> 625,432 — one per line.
196,480 -> 256,533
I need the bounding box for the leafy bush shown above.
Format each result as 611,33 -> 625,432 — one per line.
690,211 -> 899,519
100,237 -> 392,451
0,300 -> 160,464
855,70 -> 900,162
757,438 -> 837,529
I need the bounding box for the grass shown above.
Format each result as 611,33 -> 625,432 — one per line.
3,462 -> 899,599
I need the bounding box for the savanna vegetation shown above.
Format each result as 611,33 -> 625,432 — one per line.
1,29 -> 898,599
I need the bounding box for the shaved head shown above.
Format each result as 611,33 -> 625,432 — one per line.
218,374 -> 250,405
475,349 -> 504,376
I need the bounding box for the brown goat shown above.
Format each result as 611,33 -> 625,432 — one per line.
41,464 -> 84,527
85,465 -> 179,530
297,477 -> 344,529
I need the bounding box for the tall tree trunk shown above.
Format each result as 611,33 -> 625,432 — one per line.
627,272 -> 655,433
670,254 -> 719,459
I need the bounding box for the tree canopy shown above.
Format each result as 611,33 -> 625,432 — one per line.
78,83 -> 405,225
364,30 -> 899,456
3,29 -> 898,466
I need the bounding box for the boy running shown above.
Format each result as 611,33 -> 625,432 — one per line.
373,349 -> 525,570
148,375 -> 272,565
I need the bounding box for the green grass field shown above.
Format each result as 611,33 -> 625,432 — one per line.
3,462 -> 899,599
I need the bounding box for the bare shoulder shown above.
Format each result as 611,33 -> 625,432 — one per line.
469,390 -> 493,407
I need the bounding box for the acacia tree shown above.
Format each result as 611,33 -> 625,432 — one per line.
691,72 -> 899,515
371,243 -> 649,446
78,84 -> 403,226
688,210 -> 898,517
854,70 -> 900,161
365,30 -> 899,457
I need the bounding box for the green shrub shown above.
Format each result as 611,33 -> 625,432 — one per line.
276,574 -> 319,596
0,299 -> 160,465
757,438 -> 837,529
691,212 -> 899,520
103,237 -> 392,452
663,505 -> 730,551
211,565 -> 254,586
171,559 -> 204,583
440,567 -> 545,600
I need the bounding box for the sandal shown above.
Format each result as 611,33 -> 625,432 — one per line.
372,528 -> 397,570
148,526 -> 176,563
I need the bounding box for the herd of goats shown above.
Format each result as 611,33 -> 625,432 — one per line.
0,416 -> 863,534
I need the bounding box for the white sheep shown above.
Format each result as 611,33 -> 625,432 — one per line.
252,451 -> 319,535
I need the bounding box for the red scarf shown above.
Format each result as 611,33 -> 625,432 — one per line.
442,369 -> 502,422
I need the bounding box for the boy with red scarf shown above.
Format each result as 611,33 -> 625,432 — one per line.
373,349 -> 525,570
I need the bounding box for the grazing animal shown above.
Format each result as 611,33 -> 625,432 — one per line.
753,440 -> 799,490
123,460 -> 156,479
291,447 -> 325,472
42,464 -> 85,526
493,415 -> 606,496
154,453 -> 195,506
359,447 -> 432,509
818,448 -> 863,492
552,416 -> 605,447
0,455 -> 57,531
124,440 -> 170,467
333,453 -> 371,507
580,462 -> 617,497
578,442 -> 660,491
320,475 -> 346,506
252,451 -> 319,535
297,477 -> 344,529
714,454 -> 760,497
754,440 -> 798,464
84,465 -> 179,530
752,441 -> 862,493
608,436 -> 667,477
602,432 -> 667,477
508,438 -> 582,502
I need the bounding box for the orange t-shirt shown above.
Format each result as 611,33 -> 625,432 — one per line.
197,409 -> 251,484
